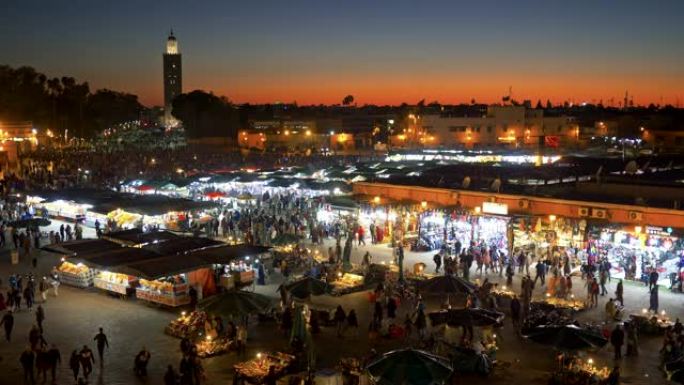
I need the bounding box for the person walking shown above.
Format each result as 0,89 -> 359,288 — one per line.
20,346 -> 35,385
23,286 -> 34,310
94,327 -> 109,364
510,295 -> 521,334
35,305 -> 45,333
615,279 -> 624,306
133,346 -> 151,377
599,269 -> 608,296
433,253 -> 442,274
610,325 -> 624,360
649,286 -> 659,313
649,269 -> 659,291
334,305 -> 346,338
69,350 -> 80,382
164,365 -> 179,385
79,345 -> 95,379
47,344 -> 61,384
346,309 -> 359,338
534,260 -> 546,287
0,310 -> 14,341
36,347 -> 50,384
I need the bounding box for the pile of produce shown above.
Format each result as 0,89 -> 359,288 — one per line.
195,336 -> 232,358
58,261 -> 90,276
165,311 -> 207,339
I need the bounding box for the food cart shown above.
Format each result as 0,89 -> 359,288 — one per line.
136,277 -> 191,307
165,310 -> 207,339
331,273 -> 365,295
57,261 -> 95,288
93,271 -> 137,296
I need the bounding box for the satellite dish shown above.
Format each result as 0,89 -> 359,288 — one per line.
462,176 -> 471,189
625,160 -> 638,175
490,178 -> 501,192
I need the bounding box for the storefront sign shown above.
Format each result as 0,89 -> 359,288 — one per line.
482,202 -> 508,215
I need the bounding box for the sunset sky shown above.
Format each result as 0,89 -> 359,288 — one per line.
2,0 -> 683,107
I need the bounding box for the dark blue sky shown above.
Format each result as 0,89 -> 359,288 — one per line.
1,0 -> 682,106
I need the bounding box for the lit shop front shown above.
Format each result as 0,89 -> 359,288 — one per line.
587,225 -> 683,286
512,216 -> 585,257
412,202 -> 510,253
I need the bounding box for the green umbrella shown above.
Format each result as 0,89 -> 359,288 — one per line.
279,277 -> 330,300
199,291 -> 272,318
290,304 -> 308,345
366,349 -> 453,385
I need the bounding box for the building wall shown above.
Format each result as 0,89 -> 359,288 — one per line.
353,182 -> 684,229
402,106 -> 578,149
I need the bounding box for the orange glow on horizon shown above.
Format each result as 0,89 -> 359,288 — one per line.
129,71 -> 683,107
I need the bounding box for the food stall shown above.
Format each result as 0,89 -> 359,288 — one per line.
629,309 -> 674,334
219,260 -> 256,289
549,356 -> 609,385
331,273 -> 365,295
136,277 -> 191,307
57,261 -> 95,288
93,271 -> 137,296
196,335 -> 233,358
234,352 -> 295,384
165,310 -> 207,339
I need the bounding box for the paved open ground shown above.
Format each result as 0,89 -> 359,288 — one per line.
0,222 -> 677,384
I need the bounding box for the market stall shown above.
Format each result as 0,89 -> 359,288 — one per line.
93,271 -> 137,296
330,273 -> 365,295
234,352 -> 295,384
587,225 -> 683,286
629,309 -> 674,334
165,310 -> 208,339
548,356 -> 610,385
57,261 -> 95,288
136,277 -> 191,307
513,216 -> 584,259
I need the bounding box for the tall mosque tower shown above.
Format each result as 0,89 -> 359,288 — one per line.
163,30 -> 182,127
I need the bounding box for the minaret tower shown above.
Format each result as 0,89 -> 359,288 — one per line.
163,30 -> 182,127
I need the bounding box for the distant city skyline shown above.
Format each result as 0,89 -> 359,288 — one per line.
2,0 -> 683,107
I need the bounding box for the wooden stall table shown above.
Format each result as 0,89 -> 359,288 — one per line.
234,352 -> 295,384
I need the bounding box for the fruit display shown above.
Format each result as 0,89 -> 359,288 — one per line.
165,311 -> 207,339
57,261 -> 95,287
234,352 -> 295,382
139,277 -> 188,294
106,209 -> 141,228
332,273 -> 365,295
58,261 -> 90,275
94,271 -> 134,295
195,336 -> 232,358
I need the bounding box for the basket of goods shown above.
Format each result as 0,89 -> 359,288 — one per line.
195,336 -> 233,358
165,311 -> 207,339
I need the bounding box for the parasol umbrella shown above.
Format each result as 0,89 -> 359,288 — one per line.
366,349 -> 453,385
279,276 -> 331,300
524,324 -> 608,351
199,291 -> 272,318
429,308 -> 505,328
9,218 -> 51,228
290,304 -> 308,344
419,276 -> 476,295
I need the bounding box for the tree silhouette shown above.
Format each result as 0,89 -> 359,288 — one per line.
342,95 -> 354,106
